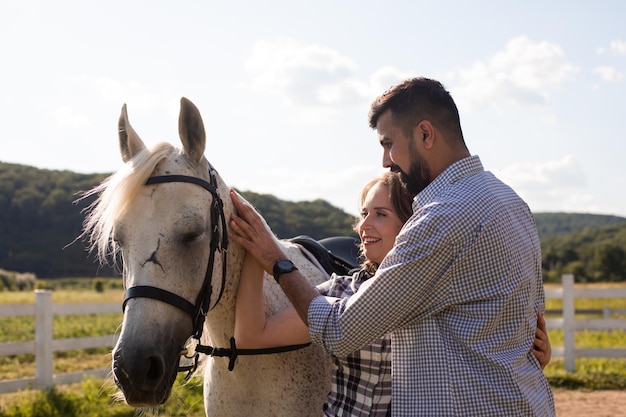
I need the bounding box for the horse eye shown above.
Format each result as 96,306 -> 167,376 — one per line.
181,226 -> 206,244
181,232 -> 201,243
112,231 -> 124,246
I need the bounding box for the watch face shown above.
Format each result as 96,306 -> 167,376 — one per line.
273,259 -> 297,283
277,259 -> 294,271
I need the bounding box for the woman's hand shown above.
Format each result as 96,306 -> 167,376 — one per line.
229,189 -> 319,325
229,188 -> 288,274
532,313 -> 551,370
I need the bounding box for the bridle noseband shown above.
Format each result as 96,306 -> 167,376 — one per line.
121,165 -> 310,376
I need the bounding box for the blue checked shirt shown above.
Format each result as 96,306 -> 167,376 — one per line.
317,269 -> 392,417
308,156 -> 556,416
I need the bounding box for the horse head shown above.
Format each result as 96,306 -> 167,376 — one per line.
83,98 -> 333,416
84,98 -> 237,406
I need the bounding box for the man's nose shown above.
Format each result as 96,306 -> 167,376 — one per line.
382,149 -> 393,169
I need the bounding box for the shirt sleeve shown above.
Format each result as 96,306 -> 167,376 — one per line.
309,187 -> 545,358
308,203 -> 462,357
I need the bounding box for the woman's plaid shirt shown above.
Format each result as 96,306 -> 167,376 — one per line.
316,269 -> 392,417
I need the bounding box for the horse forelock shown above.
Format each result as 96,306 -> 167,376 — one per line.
82,142 -> 178,262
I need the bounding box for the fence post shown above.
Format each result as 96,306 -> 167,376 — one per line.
35,290 -> 53,390
562,274 -> 575,372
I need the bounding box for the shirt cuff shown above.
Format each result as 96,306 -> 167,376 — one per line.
308,294 -> 348,356
307,296 -> 332,350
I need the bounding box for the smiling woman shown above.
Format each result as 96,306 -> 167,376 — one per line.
233,171 -> 413,416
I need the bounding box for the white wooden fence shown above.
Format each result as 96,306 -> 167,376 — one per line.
545,274 -> 626,372
1,275 -> 626,394
0,290 -> 119,394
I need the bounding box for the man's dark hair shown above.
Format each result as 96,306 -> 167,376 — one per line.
368,77 -> 465,146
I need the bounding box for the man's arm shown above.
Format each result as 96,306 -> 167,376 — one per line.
228,189 -> 318,324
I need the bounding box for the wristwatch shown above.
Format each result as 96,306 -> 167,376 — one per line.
272,259 -> 298,284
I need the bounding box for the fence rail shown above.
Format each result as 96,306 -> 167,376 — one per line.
544,274 -> 626,371
1,275 -> 626,394
0,290 -> 119,394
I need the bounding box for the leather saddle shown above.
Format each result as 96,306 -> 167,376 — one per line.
288,235 -> 362,276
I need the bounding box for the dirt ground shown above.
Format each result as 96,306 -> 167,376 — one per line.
2,388 -> 624,415
554,389 -> 626,417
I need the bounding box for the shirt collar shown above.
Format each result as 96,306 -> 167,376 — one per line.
414,155 -> 484,210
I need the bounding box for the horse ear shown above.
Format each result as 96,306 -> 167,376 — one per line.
118,103 -> 147,163
178,97 -> 206,164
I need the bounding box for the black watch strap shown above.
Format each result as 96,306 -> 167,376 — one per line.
272,259 -> 298,284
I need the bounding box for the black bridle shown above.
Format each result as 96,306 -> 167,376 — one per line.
121,165 -> 310,375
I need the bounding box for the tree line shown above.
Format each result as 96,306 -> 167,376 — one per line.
0,162 -> 356,280
0,161 -> 625,283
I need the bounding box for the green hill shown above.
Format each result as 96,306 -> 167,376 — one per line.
534,212 -> 626,238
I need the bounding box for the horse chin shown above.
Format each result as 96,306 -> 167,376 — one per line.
112,342 -> 181,407
118,383 -> 173,408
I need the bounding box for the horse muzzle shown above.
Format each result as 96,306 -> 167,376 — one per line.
112,344 -> 179,406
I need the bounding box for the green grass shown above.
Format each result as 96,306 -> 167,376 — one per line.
545,358 -> 626,390
541,328 -> 626,389
0,313 -> 122,343
0,376 -> 206,417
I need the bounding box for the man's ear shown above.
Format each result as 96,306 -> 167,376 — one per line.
414,120 -> 435,149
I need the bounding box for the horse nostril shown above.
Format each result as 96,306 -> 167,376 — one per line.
145,355 -> 165,385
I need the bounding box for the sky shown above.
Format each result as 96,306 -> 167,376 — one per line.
1,1 -> 625,217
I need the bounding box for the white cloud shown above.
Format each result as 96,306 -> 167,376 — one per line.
500,155 -> 584,189
48,105 -> 91,129
368,67 -> 415,96
91,77 -> 161,110
597,40 -> 626,55
451,36 -> 578,111
496,155 -> 601,213
593,66 -> 624,82
245,39 -> 370,109
611,40 -> 626,54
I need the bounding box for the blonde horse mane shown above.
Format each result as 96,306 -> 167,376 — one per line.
81,142 -> 180,262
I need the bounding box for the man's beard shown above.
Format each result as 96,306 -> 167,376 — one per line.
398,142 -> 431,195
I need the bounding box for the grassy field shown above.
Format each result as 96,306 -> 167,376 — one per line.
0,377 -> 206,417
0,279 -> 625,416
0,282 -> 122,382
0,279 -> 207,416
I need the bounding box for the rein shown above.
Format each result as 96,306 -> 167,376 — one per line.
121,165 -> 311,376
181,337 -> 312,373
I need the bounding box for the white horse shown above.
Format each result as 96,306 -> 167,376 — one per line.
82,97 -> 333,416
